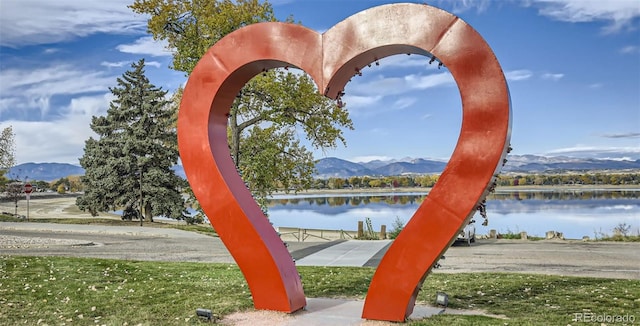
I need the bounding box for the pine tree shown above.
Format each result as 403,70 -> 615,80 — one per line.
77,59 -> 186,225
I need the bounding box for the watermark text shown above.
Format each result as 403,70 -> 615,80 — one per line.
573,312 -> 635,324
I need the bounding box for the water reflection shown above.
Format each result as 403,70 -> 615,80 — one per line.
266,190 -> 640,240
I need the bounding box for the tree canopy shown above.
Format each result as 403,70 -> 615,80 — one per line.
130,0 -> 279,74
0,126 -> 16,172
0,126 -> 16,196
131,0 -> 353,209
76,59 -> 186,224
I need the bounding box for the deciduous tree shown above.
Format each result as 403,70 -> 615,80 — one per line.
130,0 -> 353,210
1,127 -> 20,214
0,126 -> 16,172
76,59 -> 186,225
0,126 -> 16,191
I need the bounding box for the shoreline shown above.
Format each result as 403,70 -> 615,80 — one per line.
273,184 -> 640,197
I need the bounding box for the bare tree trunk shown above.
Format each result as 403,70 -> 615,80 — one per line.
145,202 -> 153,222
229,110 -> 241,168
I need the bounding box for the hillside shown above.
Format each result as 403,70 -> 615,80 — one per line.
7,154 -> 640,181
313,155 -> 640,178
6,163 -> 85,182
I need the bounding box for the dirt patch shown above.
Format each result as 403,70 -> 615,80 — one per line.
220,310 -> 295,325
0,195 -> 119,219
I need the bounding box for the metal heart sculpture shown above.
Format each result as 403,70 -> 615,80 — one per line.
178,3 -> 511,322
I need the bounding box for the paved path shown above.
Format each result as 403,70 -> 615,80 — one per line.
295,240 -> 392,266
2,222 -> 640,279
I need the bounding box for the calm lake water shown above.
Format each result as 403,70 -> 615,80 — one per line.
266,189 -> 640,240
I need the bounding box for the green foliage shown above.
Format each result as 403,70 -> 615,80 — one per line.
33,180 -> 49,191
594,223 -> 640,242
599,234 -> 640,242
50,176 -> 83,193
313,173 -> 639,190
0,126 -> 16,194
0,175 -> 7,193
130,0 -> 353,213
2,172 -> 26,216
497,172 -> 640,186
388,217 -> 405,239
228,69 -> 352,210
238,125 -> 315,208
1,257 -> 638,325
183,214 -> 204,225
0,126 -> 16,172
76,60 -> 186,222
327,177 -> 346,189
130,0 -> 279,75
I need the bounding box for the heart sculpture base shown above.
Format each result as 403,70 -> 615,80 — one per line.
178,3 -> 511,322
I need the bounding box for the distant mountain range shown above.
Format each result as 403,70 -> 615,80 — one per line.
6,162 -> 85,181
313,155 -> 640,178
6,155 -> 640,181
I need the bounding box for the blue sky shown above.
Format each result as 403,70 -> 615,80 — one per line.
1,0 -> 638,165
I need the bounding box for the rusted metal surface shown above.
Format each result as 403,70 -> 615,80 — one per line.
178,3 -> 511,321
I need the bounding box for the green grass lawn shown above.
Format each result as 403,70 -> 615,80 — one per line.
1,256 -> 637,325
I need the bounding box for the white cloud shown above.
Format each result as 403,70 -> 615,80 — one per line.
393,97 -> 417,110
437,0 -> 492,14
620,45 -> 640,54
545,146 -> 640,160
43,48 -> 60,55
0,0 -> 146,47
117,36 -> 173,57
436,1 -> 640,33
101,60 -> 162,69
405,72 -> 455,89
342,95 -> 383,110
340,70 -> 455,118
505,69 -> 533,81
349,72 -> 455,98
1,93 -> 112,164
100,61 -> 131,68
0,65 -> 116,99
530,0 -> 640,33
350,155 -> 393,163
541,73 -> 564,81
371,55 -> 438,70
350,76 -> 407,96
588,83 -> 604,89
146,61 -> 162,68
600,132 -> 640,139
66,93 -> 113,118
0,64 -> 118,164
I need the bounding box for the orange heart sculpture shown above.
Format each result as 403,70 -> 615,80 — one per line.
178,3 -> 511,322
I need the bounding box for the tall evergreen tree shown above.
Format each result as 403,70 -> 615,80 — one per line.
77,59 -> 186,225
